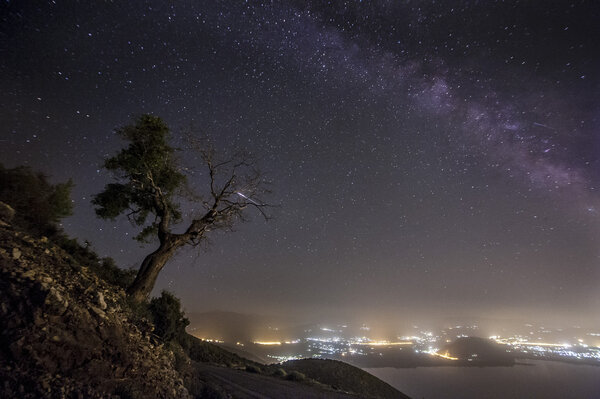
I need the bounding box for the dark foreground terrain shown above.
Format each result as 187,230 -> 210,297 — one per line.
0,207 -> 408,398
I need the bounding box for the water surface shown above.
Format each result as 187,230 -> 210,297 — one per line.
365,360 -> 600,399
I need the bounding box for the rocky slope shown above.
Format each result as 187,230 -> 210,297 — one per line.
0,222 -> 190,398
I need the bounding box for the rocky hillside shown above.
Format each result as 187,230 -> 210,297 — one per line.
0,222 -> 191,398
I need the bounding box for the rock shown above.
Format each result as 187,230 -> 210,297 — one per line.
22,270 -> 36,280
0,202 -> 15,223
89,306 -> 106,319
11,248 -> 21,260
45,288 -> 69,315
96,292 -> 107,310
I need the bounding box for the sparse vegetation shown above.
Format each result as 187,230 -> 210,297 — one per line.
53,235 -> 136,289
91,257 -> 137,290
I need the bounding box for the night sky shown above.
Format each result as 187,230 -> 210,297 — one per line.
2,1 -> 599,327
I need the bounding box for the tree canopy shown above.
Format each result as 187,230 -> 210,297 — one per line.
92,114 -> 186,242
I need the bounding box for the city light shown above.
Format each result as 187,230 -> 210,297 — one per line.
430,351 -> 459,361
198,323 -> 600,366
352,340 -> 413,346
253,341 -> 282,345
197,338 -> 224,343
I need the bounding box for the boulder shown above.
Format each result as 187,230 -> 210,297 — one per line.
96,291 -> 107,310
0,202 -> 15,223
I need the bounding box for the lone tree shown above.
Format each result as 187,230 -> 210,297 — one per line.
93,114 -> 269,302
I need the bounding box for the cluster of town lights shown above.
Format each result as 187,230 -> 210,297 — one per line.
193,326 -> 600,364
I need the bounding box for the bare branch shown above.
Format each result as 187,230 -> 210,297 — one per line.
175,132 -> 273,247
125,207 -> 143,223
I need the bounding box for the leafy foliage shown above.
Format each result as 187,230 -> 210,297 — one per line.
92,115 -> 185,242
149,291 -> 190,343
0,163 -> 74,236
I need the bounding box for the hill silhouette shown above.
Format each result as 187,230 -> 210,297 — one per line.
282,358 -> 411,399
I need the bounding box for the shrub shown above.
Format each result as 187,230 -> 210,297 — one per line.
272,368 -> 287,377
0,164 -> 73,237
125,297 -> 153,331
148,291 -> 190,343
286,370 -> 306,381
245,364 -> 262,374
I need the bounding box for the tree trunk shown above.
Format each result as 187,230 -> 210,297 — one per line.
126,238 -> 182,302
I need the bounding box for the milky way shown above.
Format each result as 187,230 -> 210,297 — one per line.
1,1 -> 599,326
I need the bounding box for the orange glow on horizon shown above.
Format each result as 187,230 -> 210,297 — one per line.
430,352 -> 459,361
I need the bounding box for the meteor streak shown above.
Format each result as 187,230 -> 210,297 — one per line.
236,192 -> 260,205
533,122 -> 556,130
